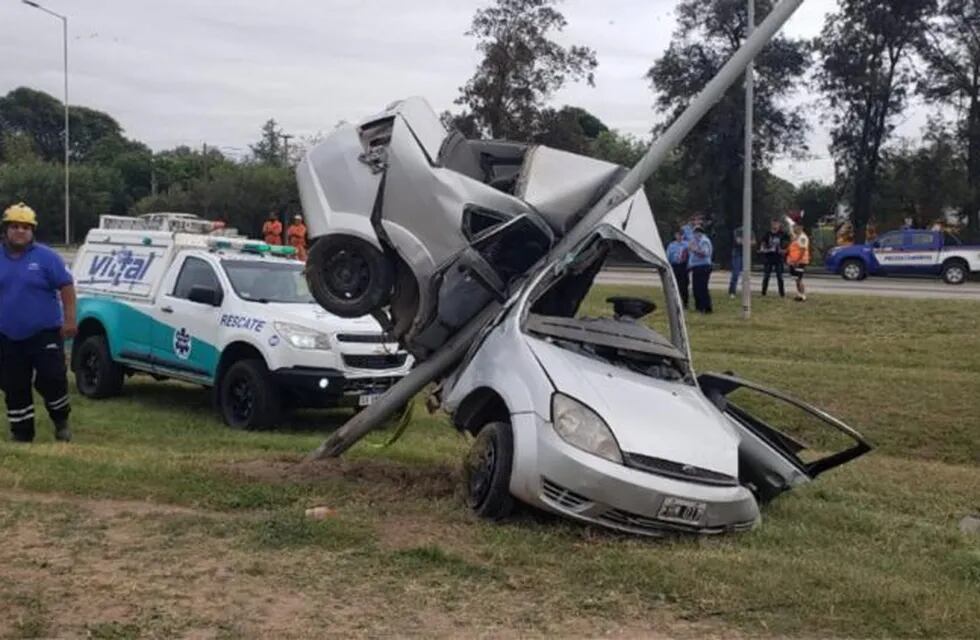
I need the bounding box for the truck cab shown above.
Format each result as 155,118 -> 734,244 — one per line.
71,217 -> 412,429
824,229 -> 980,284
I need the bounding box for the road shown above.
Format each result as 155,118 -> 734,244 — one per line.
597,268 -> 980,301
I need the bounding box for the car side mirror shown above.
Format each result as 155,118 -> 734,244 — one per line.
871,241 -> 880,248
188,285 -> 223,306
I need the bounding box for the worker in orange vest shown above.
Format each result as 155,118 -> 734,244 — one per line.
286,214 -> 308,261
262,211 -> 283,245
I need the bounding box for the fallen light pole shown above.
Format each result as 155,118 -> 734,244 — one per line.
308,0 -> 806,461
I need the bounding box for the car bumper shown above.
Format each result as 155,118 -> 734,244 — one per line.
511,412 -> 760,536
272,367 -> 404,408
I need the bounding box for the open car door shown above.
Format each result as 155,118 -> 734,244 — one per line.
698,372 -> 872,503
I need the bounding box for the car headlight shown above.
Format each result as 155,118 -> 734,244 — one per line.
551,393 -> 623,464
274,322 -> 331,350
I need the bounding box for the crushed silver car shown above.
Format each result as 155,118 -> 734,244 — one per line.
296,0 -> 870,535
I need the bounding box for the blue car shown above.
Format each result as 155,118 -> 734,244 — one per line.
825,229 -> 980,285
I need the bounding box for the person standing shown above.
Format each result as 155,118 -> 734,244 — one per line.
786,223 -> 811,302
666,230 -> 690,308
759,219 -> 788,297
728,225 -> 754,298
262,211 -> 283,245
688,225 -> 713,314
0,203 -> 76,443
286,215 -> 308,261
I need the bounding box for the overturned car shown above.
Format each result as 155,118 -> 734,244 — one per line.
295,96 -> 871,535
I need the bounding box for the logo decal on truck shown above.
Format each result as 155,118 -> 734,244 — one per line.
80,249 -> 156,286
173,327 -> 192,360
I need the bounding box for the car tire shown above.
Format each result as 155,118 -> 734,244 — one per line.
305,235 -> 395,318
74,335 -> 124,399
463,421 -> 515,520
841,259 -> 866,281
941,259 -> 968,285
219,359 -> 281,430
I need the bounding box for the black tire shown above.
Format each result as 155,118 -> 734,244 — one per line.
841,259 -> 866,281
305,235 -> 395,318
463,421 -> 515,520
218,359 -> 281,430
74,335 -> 124,398
941,259 -> 968,285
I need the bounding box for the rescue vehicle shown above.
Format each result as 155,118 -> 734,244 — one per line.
69,215 -> 413,429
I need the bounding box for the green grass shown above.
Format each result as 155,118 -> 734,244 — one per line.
0,291 -> 978,638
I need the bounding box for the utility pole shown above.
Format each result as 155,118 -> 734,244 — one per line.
280,133 -> 294,167
741,0 -> 755,320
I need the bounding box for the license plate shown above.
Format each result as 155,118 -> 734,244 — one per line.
657,497 -> 707,525
358,394 -> 381,407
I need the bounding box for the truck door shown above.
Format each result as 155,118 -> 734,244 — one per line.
901,231 -> 942,275
150,255 -> 224,384
870,231 -> 907,274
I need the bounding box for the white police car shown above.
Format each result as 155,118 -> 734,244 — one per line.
70,216 -> 412,429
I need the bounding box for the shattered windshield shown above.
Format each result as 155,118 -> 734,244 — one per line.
222,260 -> 315,304
522,232 -> 691,383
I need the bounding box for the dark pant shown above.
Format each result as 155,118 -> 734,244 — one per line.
671,263 -> 689,307
0,329 -> 71,442
729,250 -> 743,296
691,265 -> 713,313
762,257 -> 785,297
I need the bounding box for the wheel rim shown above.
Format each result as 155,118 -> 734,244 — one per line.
322,249 -> 371,301
947,266 -> 965,283
466,434 -> 497,508
80,350 -> 100,391
229,376 -> 255,423
844,263 -> 861,280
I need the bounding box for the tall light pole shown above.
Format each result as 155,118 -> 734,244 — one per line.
741,0 -> 755,320
21,0 -> 69,246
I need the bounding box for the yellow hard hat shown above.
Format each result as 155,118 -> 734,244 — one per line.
2,203 -> 38,227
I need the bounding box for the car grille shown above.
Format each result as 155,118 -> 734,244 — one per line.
337,333 -> 391,344
598,508 -> 754,535
342,354 -> 408,370
541,478 -> 591,510
622,452 -> 738,487
343,376 -> 400,395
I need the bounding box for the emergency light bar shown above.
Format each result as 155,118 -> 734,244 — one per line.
206,237 -> 297,257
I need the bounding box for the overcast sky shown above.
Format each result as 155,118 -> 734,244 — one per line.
1,0 -> 936,184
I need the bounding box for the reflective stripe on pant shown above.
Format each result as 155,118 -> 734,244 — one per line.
0,329 -> 70,441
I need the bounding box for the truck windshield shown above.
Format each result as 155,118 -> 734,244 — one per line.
221,260 -> 315,304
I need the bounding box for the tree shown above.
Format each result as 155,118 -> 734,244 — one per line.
533,106 -> 608,154
647,0 -> 811,264
816,0 -> 938,243
455,0 -> 597,140
918,0 -> 980,237
794,180 -> 838,224
250,119 -> 283,165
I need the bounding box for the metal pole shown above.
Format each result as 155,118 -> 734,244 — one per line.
741,0 -> 754,319
63,13 -> 69,246
307,0 -> 807,460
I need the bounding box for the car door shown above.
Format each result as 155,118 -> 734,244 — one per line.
901,231 -> 942,275
871,231 -> 909,274
698,372 -> 871,503
150,255 -> 224,383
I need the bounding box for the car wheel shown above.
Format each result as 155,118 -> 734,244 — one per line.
841,259 -> 865,281
306,235 -> 395,318
463,421 -> 515,520
74,335 -> 124,398
219,359 -> 281,430
941,260 -> 968,285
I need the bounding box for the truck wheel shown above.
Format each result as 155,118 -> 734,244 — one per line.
941,260 -> 968,285
74,335 -> 124,398
463,421 -> 515,520
306,235 -> 394,318
219,359 -> 281,430
841,259 -> 866,281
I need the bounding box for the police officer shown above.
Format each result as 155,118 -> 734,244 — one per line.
0,203 -> 77,442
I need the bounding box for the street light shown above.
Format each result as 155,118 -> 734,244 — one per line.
21,0 -> 70,246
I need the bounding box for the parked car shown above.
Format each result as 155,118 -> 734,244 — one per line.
825,229 -> 980,284
70,216 -> 413,429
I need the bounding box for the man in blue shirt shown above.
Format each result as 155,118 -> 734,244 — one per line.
0,203 -> 77,443
688,226 -> 713,313
666,230 -> 690,308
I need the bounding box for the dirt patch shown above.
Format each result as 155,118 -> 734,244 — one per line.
1,488 -> 208,519
224,455 -> 462,501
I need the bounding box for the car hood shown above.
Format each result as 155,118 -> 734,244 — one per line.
262,303 -> 388,335
526,336 -> 740,477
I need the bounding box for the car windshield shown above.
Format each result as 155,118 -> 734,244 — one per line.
221,259 -> 315,304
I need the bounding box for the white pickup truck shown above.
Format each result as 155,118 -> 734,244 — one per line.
70,216 -> 412,429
